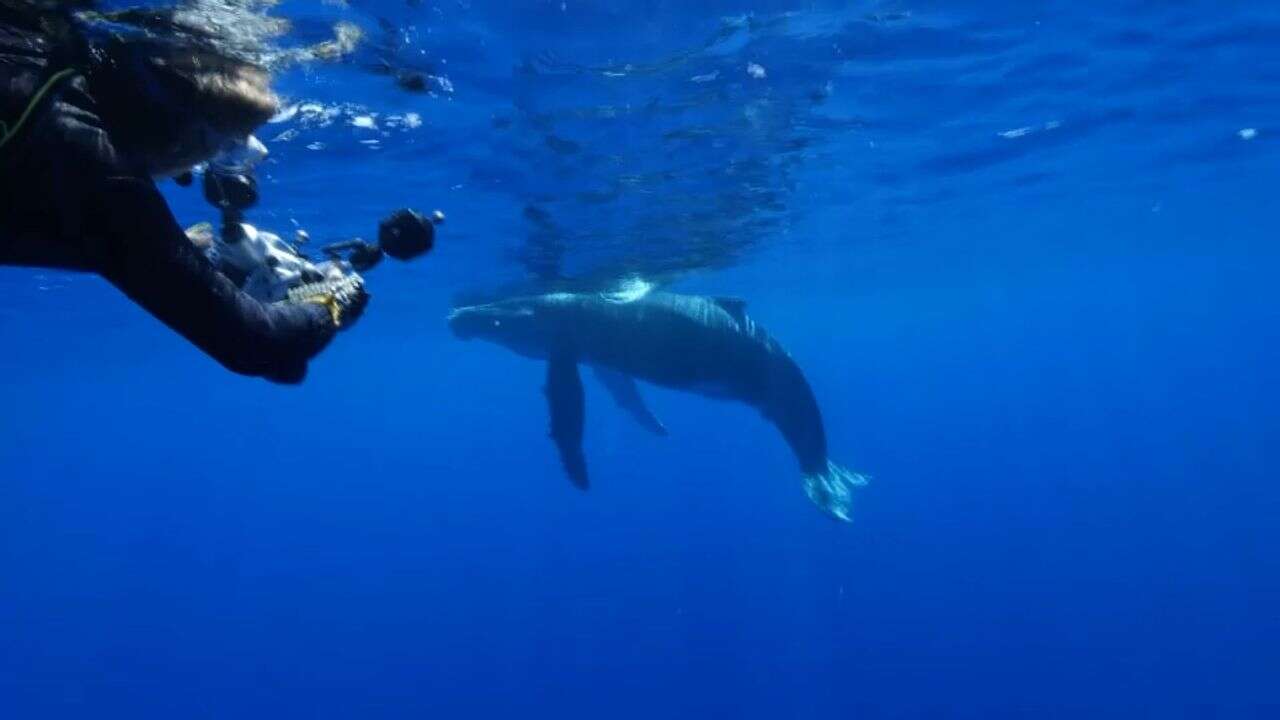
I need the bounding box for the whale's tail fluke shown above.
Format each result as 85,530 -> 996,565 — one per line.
802,461 -> 869,522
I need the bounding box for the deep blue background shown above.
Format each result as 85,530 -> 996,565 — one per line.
2,0 -> 1279,717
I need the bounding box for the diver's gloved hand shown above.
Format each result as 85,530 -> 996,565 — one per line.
282,273 -> 369,329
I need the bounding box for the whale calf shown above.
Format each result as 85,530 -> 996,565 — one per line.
447,286 -> 867,521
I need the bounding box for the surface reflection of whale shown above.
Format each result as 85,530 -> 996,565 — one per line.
448,284 -> 867,521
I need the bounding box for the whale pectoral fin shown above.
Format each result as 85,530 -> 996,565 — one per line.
592,367 -> 668,436
545,352 -> 589,490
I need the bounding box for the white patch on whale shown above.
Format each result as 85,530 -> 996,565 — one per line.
600,277 -> 654,304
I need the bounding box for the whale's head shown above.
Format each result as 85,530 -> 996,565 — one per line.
448,295 -> 567,357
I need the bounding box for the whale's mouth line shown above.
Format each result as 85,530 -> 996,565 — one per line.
447,307 -> 478,339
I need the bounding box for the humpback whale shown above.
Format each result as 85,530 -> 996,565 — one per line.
447,286 -> 867,521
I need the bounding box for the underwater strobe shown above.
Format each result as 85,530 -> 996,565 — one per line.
379,207 -> 445,261
321,208 -> 446,272
201,136 -> 270,214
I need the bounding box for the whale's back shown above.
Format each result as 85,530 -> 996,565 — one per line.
566,292 -> 774,392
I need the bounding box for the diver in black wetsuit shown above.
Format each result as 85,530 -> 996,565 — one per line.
0,1 -> 363,383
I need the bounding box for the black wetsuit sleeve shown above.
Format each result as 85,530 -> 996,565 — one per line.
3,74 -> 336,383
89,175 -> 336,384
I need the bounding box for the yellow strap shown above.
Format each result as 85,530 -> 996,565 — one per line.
289,291 -> 343,327
0,68 -> 77,152
315,295 -> 343,327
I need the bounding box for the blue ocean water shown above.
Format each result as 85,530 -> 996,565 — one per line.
2,0 -> 1279,717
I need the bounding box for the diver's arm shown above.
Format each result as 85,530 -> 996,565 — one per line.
89,174 -> 337,383
12,81 -> 336,382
